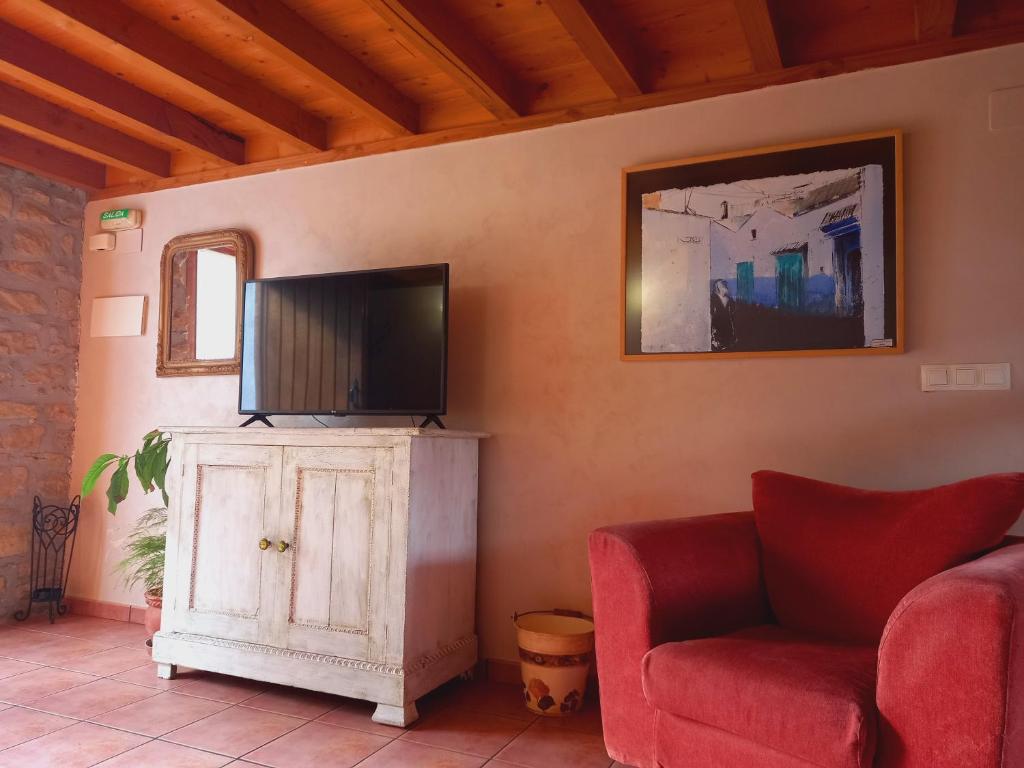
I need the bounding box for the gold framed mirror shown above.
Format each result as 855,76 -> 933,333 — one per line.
156,229 -> 254,377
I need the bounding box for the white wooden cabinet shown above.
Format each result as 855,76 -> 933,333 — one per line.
153,427 -> 484,726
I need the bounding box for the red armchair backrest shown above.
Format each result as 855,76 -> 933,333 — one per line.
752,471 -> 1024,643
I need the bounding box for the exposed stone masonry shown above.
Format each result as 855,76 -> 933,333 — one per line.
0,164 -> 85,618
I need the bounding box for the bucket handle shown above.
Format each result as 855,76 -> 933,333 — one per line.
513,608 -> 593,623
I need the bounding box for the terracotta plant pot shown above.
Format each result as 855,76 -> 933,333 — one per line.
514,610 -> 595,717
144,591 -> 162,638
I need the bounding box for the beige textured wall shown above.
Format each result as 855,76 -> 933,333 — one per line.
0,164 -> 85,618
72,45 -> 1024,661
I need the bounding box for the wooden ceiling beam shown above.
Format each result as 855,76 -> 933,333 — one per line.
0,125 -> 106,190
362,0 -> 524,120
733,0 -> 783,71
916,0 -> 959,41
0,81 -> 170,178
194,0 -> 417,136
90,24 -> 1024,201
546,0 -> 647,97
0,21 -> 243,166
31,0 -> 327,152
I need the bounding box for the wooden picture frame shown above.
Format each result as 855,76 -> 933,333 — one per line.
156,229 -> 254,377
621,129 -> 904,360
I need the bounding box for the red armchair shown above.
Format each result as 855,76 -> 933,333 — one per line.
589,472 -> 1024,768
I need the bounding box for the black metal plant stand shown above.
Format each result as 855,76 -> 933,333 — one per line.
14,496 -> 81,624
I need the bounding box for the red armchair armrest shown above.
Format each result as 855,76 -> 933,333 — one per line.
876,542 -> 1024,768
589,512 -> 771,768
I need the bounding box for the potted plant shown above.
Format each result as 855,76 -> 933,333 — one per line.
117,507 -> 167,637
82,430 -> 171,639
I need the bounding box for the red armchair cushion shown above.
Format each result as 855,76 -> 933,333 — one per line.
642,625 -> 878,768
752,471 -> 1024,642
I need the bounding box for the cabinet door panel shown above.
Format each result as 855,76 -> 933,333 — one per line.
171,443 -> 282,644
328,472 -> 373,630
290,468 -> 373,631
279,446 -> 393,660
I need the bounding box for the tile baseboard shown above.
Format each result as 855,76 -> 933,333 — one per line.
67,596 -> 148,625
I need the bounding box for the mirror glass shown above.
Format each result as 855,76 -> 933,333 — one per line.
168,246 -> 238,361
158,230 -> 253,377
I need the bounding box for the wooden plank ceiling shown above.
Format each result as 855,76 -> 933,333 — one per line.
0,0 -> 1021,198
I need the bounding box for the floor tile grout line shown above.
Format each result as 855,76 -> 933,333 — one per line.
82,697 -> 402,745
397,715 -> 534,762
238,706 -> 385,763
0,708 -> 81,754
0,664 -> 46,682
11,683 -> 164,725
345,730 -> 401,768
41,660 -> 153,676
350,733 -> 516,767
0,674 -> 104,707
0,648 -> 144,670
0,639 -> 150,655
0,658 -> 156,692
7,696 -> 269,749
86,736 -> 160,768
161,702 -> 309,760
0,717 -> 217,768
5,624 -> 144,644
170,687 -> 268,705
26,663 -> 154,687
81,733 -> 158,768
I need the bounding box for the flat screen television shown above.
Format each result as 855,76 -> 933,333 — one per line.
238,263 -> 448,420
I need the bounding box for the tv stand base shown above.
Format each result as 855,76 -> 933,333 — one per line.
418,415 -> 446,429
239,415 -> 274,428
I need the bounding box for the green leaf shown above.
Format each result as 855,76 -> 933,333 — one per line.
106,458 -> 130,515
142,430 -> 166,456
82,454 -> 119,498
141,430 -> 160,453
152,441 -> 170,507
133,450 -> 153,493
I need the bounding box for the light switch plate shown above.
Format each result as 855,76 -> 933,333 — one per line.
990,86 -> 1024,131
113,227 -> 143,255
921,363 -> 1011,391
954,367 -> 977,386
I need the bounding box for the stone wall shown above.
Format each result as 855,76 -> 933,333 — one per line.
0,164 -> 85,619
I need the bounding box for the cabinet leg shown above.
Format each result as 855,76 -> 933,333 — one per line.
156,663 -> 177,680
372,701 -> 418,727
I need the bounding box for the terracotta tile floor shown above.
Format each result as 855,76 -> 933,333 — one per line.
0,616 -> 618,767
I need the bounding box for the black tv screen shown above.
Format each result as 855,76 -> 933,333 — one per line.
239,264 -> 448,416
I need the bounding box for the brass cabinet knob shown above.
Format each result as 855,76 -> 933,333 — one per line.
258,538 -> 270,551
277,540 -> 290,553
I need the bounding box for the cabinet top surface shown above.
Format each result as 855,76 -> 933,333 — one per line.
160,426 -> 488,439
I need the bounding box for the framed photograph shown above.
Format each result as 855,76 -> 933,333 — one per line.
621,130 -> 903,360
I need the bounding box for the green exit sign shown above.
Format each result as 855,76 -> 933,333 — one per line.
99,208 -> 141,231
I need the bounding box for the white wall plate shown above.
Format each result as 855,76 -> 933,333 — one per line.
90,296 -> 146,337
920,363 -> 1011,391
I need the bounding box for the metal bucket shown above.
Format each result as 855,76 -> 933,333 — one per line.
514,609 -> 595,716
